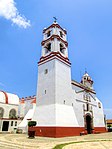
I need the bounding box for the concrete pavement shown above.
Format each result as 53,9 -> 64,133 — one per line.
0,132 -> 111,149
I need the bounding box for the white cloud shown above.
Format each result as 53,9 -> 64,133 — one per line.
0,0 -> 31,28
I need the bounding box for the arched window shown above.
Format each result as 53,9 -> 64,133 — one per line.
0,107 -> 4,118
60,44 -> 65,54
9,109 -> 16,119
45,43 -> 51,54
60,31 -> 63,38
47,30 -> 51,37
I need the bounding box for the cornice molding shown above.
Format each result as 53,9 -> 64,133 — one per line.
43,23 -> 67,34
38,52 -> 71,66
41,34 -> 68,47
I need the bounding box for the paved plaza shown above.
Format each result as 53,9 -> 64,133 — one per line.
0,132 -> 112,149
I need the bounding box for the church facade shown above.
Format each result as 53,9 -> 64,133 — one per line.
30,21 -> 106,137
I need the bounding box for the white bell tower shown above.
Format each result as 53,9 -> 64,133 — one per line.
32,20 -> 79,137
36,20 -> 73,106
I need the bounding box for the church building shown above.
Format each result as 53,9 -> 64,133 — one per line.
28,21 -> 106,137
0,92 -> 36,133
0,91 -> 20,132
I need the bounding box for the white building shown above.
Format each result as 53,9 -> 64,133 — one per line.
18,96 -> 36,132
0,91 -> 21,132
19,96 -> 36,119
29,21 -> 106,137
0,91 -> 36,133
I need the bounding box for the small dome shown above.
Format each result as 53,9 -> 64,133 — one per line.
0,91 -> 19,105
83,72 -> 89,77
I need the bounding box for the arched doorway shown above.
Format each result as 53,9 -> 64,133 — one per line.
86,115 -> 92,134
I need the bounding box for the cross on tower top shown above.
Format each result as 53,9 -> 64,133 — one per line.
53,17 -> 57,22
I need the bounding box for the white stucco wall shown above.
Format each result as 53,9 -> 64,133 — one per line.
55,60 -> 73,105
93,97 -> 105,127
37,60 -> 55,106
33,104 -> 79,127
33,104 -> 56,126
55,104 -> 79,126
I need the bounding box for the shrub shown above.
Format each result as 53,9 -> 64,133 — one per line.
107,124 -> 111,128
28,121 -> 37,127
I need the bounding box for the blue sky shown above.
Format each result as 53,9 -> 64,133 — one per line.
0,0 -> 112,118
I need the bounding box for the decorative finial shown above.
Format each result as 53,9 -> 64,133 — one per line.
53,17 -> 57,23
85,68 -> 87,74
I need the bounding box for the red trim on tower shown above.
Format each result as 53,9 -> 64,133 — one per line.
41,35 -> 68,47
38,52 -> 71,66
0,91 -> 8,104
93,127 -> 107,134
40,51 -> 69,61
38,56 -> 71,67
29,126 -> 85,138
43,23 -> 67,34
28,126 -> 106,138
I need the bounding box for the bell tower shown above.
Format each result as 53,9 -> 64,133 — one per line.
39,20 -> 70,66
36,21 -> 72,107
81,72 -> 94,89
41,21 -> 68,57
32,21 -> 79,136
